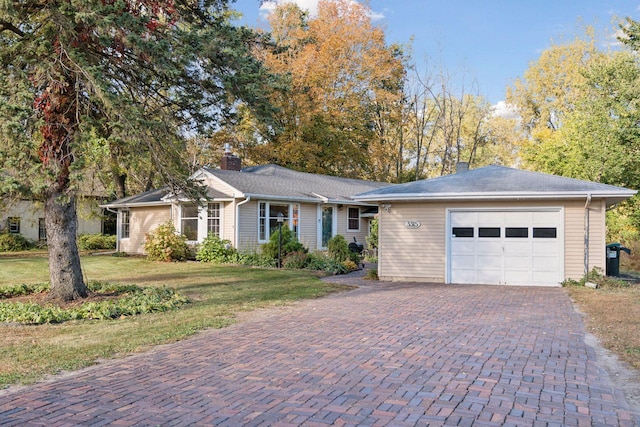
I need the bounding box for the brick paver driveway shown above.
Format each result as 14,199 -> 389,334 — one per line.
1,280 -> 639,426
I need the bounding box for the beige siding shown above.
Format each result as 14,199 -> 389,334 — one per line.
378,202 -> 447,282
237,200 -> 259,253
380,199 -> 609,283
1,199 -> 103,242
337,206 -> 369,248
222,202 -> 235,243
299,203 -> 318,250
120,206 -> 171,254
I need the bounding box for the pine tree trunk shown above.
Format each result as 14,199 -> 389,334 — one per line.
45,193 -> 88,302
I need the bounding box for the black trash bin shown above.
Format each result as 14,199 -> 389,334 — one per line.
605,243 -> 631,276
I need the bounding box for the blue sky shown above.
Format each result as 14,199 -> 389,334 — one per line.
234,0 -> 640,106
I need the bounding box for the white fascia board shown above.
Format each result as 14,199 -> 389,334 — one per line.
354,190 -> 637,203
243,193 -> 325,203
100,201 -> 170,209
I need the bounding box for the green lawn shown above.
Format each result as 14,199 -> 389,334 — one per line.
0,255 -> 350,388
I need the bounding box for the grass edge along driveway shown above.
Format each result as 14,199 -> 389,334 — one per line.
0,256 -> 350,388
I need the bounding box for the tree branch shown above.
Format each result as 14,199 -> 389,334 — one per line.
0,20 -> 25,37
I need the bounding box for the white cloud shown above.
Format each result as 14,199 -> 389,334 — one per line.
259,0 -> 384,20
491,101 -> 519,120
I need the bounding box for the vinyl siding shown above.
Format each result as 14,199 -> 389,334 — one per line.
1,200 -> 103,242
378,202 -> 447,282
237,200 -> 259,253
299,203 -> 318,250
120,206 -> 171,254
338,206 -> 369,248
563,199 -> 606,280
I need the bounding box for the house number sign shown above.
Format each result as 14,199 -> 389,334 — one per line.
404,221 -> 421,229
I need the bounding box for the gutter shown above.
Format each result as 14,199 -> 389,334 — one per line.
584,194 -> 592,276
235,196 -> 251,249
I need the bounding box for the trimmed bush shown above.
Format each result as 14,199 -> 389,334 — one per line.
143,222 -> 190,262
78,234 -> 116,251
196,234 -> 236,263
262,226 -> 307,260
0,233 -> 33,252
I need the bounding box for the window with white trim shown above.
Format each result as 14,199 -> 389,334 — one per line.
347,207 -> 360,231
8,217 -> 20,234
207,203 -> 221,236
121,210 -> 130,239
38,218 -> 47,241
258,202 -> 299,243
181,203 -> 199,241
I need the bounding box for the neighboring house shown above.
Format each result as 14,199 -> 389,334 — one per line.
102,150 -> 391,254
355,164 -> 637,286
1,198 -> 112,243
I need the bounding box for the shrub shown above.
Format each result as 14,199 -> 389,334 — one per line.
0,233 -> 33,252
366,218 -> 378,250
363,268 -> 379,280
262,226 -> 307,260
327,235 -> 349,262
341,260 -> 358,271
143,222 -> 190,262
283,251 -> 310,269
196,234 -> 236,263
232,252 -> 278,268
78,234 -> 117,251
306,252 -> 348,275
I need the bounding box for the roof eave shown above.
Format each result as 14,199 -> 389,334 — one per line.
354,190 -> 638,203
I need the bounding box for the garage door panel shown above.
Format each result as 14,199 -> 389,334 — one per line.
477,240 -> 502,254
505,270 -> 532,284
451,240 -> 475,254
533,241 -> 558,254
504,255 -> 531,270
451,255 -> 475,269
451,212 -> 477,227
478,255 -> 502,269
533,256 -> 559,272
478,270 -> 502,284
533,271 -> 559,285
451,270 -> 475,284
505,211 -> 533,226
533,211 -> 559,226
504,241 -> 530,255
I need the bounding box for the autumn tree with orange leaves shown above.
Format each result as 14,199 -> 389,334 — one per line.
237,0 -> 406,180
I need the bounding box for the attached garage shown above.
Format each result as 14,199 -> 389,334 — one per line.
355,165 -> 636,286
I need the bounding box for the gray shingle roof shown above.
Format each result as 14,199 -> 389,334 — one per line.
203,164 -> 392,203
355,165 -> 636,205
103,164 -> 394,207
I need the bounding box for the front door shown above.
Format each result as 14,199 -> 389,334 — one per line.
319,205 -> 335,249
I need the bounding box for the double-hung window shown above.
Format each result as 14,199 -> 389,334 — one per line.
207,203 -> 221,237
121,210 -> 130,239
258,202 -> 299,242
347,208 -> 360,231
181,203 -> 199,241
8,217 -> 20,234
38,218 -> 47,241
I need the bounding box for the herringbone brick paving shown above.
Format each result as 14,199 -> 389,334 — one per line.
1,279 -> 638,426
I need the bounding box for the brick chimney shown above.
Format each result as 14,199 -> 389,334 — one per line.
220,143 -> 241,171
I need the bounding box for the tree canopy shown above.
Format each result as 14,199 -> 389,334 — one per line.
0,0 -> 278,300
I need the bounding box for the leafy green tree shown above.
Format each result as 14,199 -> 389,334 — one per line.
0,0 -> 277,300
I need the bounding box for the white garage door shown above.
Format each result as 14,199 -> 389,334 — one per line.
448,209 -> 562,286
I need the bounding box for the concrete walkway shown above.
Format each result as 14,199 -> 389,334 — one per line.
1,273 -> 639,426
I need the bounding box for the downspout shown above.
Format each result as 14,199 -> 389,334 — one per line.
584,194 -> 592,276
235,196 -> 251,250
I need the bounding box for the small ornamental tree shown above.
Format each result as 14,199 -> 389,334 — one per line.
261,226 -> 307,260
